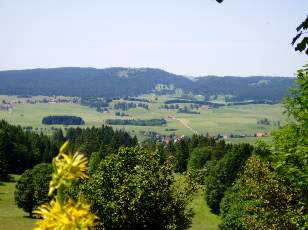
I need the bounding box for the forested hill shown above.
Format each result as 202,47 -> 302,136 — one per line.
192,76 -> 295,102
0,67 -> 191,98
0,67 -> 295,102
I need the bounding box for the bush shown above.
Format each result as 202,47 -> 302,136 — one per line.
220,156 -> 307,229
15,163 -> 52,216
81,147 -> 195,230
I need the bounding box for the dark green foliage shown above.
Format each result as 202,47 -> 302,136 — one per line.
204,143 -> 253,214
14,163 -> 52,216
175,139 -> 190,173
0,159 -> 9,181
81,97 -> 109,112
0,68 -> 294,102
257,117 -> 270,125
270,67 -> 308,202
14,169 -> 34,215
42,115 -> 85,125
192,76 -> 294,102
220,157 -> 307,230
144,134 -> 228,175
105,118 -> 167,126
219,67 -> 308,228
66,125 -> 137,157
187,147 -> 212,171
0,120 -> 59,174
292,16 -> 308,55
0,67 -> 192,98
88,151 -> 104,175
187,147 -> 213,184
0,130 -> 9,181
31,164 -> 53,208
284,67 -> 308,127
52,129 -> 65,143
80,147 -> 195,230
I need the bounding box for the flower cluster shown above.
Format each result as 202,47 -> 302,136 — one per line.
33,197 -> 97,230
48,141 -> 88,196
33,141 -> 98,230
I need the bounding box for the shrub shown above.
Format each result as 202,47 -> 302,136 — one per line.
14,163 -> 52,216
220,156 -> 307,229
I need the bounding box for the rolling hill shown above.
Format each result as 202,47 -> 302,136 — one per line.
0,67 -> 295,102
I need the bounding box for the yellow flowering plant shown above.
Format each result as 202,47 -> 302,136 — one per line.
33,141 -> 98,230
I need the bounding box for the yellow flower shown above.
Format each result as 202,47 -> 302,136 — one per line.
33,197 -> 98,230
49,141 -> 88,196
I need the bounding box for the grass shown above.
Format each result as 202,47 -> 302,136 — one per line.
0,94 -> 285,142
190,188 -> 220,230
0,177 -> 35,230
0,94 -> 279,229
0,177 -> 219,230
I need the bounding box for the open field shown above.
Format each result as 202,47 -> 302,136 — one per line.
0,95 -> 285,143
0,177 -> 35,230
0,178 -> 219,230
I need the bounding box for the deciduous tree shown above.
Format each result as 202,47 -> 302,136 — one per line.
81,147 -> 195,230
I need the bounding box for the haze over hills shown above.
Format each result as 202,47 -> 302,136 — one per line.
0,67 -> 295,102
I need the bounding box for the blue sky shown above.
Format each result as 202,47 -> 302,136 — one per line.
0,0 -> 307,76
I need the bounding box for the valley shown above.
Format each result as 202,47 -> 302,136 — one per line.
0,94 -> 284,144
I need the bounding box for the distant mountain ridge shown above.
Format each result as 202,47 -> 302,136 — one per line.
0,67 -> 295,102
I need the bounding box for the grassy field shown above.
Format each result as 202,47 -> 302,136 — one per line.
0,178 -> 35,230
0,179 -> 219,230
190,189 -> 220,230
0,95 -> 285,142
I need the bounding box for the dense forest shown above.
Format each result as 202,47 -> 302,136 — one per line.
0,120 -> 61,178
42,115 -> 85,125
0,67 -> 294,102
0,123 -> 136,181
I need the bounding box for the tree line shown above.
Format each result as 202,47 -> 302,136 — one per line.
105,118 -> 167,126
0,120 -> 61,179
42,115 -> 85,125
80,97 -> 110,112
113,102 -> 149,111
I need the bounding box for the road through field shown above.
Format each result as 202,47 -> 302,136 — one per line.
177,118 -> 198,134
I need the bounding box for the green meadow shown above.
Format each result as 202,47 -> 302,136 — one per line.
0,177 -> 35,230
0,95 -> 285,142
0,178 -> 219,230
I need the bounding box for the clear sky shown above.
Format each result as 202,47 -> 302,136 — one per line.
1,0 -> 307,76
